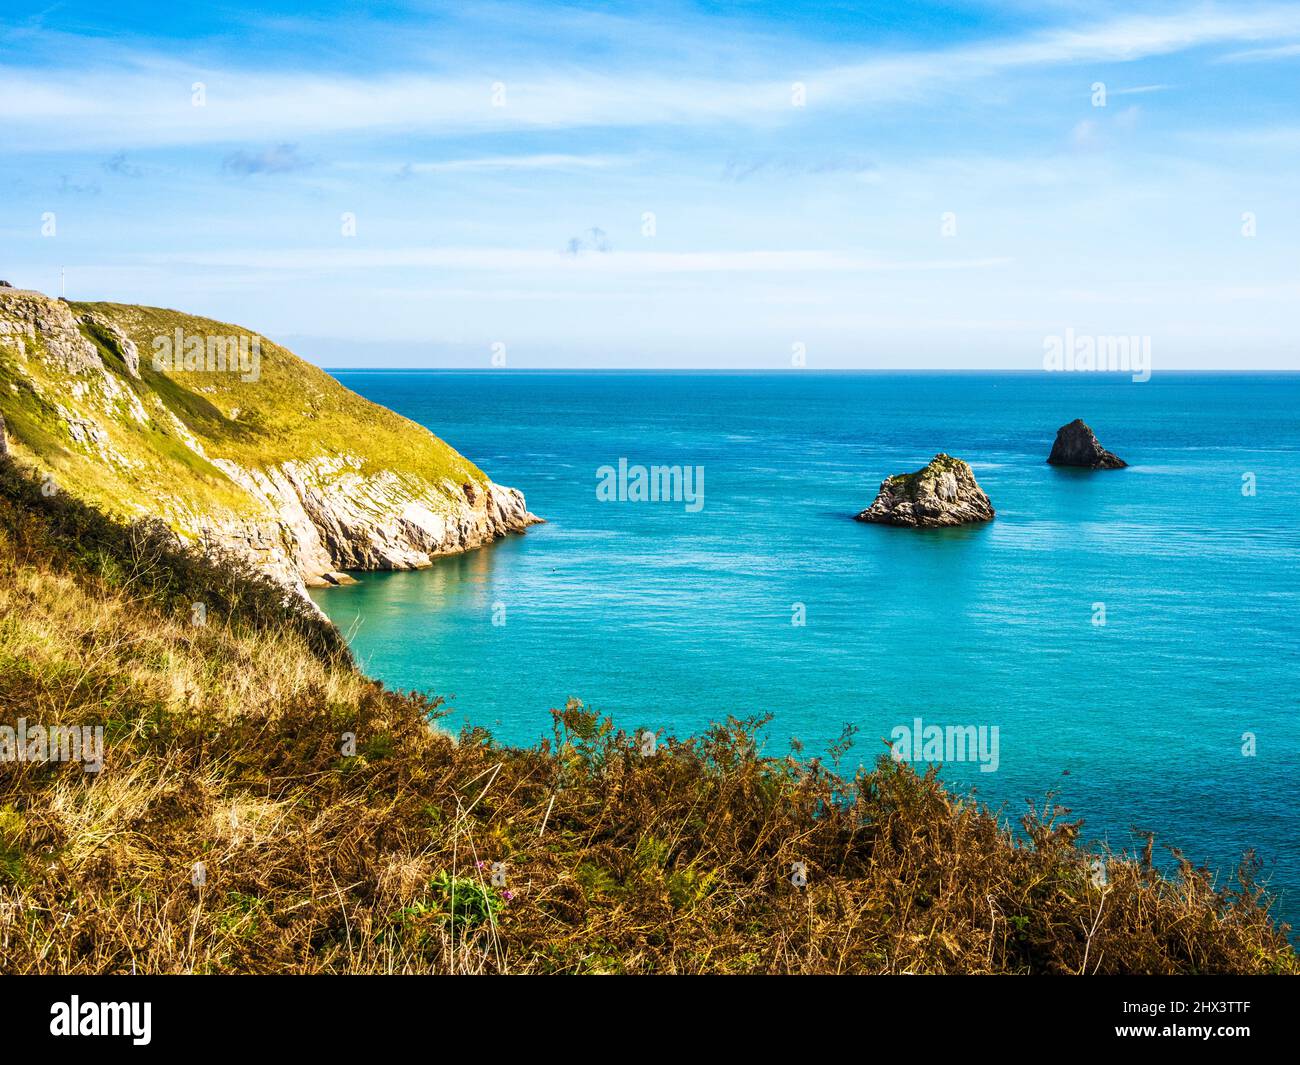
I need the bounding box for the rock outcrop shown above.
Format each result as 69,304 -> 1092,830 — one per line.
0,288 -> 101,373
202,454 -> 540,589
1047,419 -> 1126,469
0,287 -> 541,599
80,312 -> 141,378
855,453 -> 994,528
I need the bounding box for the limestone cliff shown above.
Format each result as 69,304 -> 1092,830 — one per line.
0,288 -> 540,597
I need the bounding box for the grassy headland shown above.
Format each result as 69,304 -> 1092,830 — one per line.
0,291 -> 491,554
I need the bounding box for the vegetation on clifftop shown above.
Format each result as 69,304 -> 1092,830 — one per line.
0,292 -> 489,538
70,302 -> 483,481
885,453 -> 970,500
0,459 -> 1294,974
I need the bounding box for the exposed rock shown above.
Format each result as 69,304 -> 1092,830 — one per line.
0,280 -> 12,288
0,411 -> 7,456
0,289 -> 102,374
1047,419 -> 1126,469
319,571 -> 359,586
80,312 -> 141,378
207,455 -> 541,590
856,453 -> 994,528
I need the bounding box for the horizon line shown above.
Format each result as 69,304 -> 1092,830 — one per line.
320,367 -> 1300,375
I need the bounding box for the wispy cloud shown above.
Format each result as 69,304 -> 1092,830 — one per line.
222,143 -> 312,175
1180,124 -> 1300,148
4,1 -> 1298,368
386,154 -> 623,175
5,6 -> 1300,149
563,227 -> 612,256
1215,41 -> 1300,61
722,153 -> 879,182
56,174 -> 101,195
103,151 -> 144,177
132,246 -> 1014,275
1111,83 -> 1172,94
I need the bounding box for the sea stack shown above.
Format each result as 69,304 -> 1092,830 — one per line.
855,453 -> 994,528
1047,419 -> 1126,469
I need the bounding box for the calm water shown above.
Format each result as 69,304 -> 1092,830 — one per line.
311,372 -> 1300,929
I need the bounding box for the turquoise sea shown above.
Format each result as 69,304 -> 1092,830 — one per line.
311,371 -> 1300,930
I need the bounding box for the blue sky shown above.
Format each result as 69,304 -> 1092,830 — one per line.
2,0 -> 1298,368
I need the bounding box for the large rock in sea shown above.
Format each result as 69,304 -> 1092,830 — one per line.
855,453 -> 994,528
1047,419 -> 1126,469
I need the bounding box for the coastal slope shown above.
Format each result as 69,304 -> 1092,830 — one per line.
0,288 -> 539,595
0,458 -> 1293,975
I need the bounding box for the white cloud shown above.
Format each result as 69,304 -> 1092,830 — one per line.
1071,118 -> 1100,146
380,154 -> 625,174
1213,281 -> 1300,300
1215,41 -> 1300,62
128,246 -> 1014,275
5,5 -> 1300,149
1112,83 -> 1172,94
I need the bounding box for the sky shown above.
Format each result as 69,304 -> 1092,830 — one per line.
1,0 -> 1298,369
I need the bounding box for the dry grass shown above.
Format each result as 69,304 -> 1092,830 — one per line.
0,458 -> 1294,974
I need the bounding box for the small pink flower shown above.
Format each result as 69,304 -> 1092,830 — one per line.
475,860 -> 486,870
503,890 -> 514,901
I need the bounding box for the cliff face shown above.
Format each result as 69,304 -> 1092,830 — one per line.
202,454 -> 537,588
856,453 -> 995,528
0,288 -> 539,596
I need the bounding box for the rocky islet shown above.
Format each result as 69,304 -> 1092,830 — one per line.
855,453 -> 995,528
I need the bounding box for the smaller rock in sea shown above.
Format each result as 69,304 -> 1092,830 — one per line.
1047,419 -> 1126,469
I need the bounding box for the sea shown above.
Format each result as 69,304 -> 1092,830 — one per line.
310,370 -> 1300,930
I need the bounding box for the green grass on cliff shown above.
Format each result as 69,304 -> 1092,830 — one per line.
72,302 -> 483,482
885,453 -> 968,500
0,314 -> 253,523
0,293 -> 488,535
0,458 -> 1293,975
